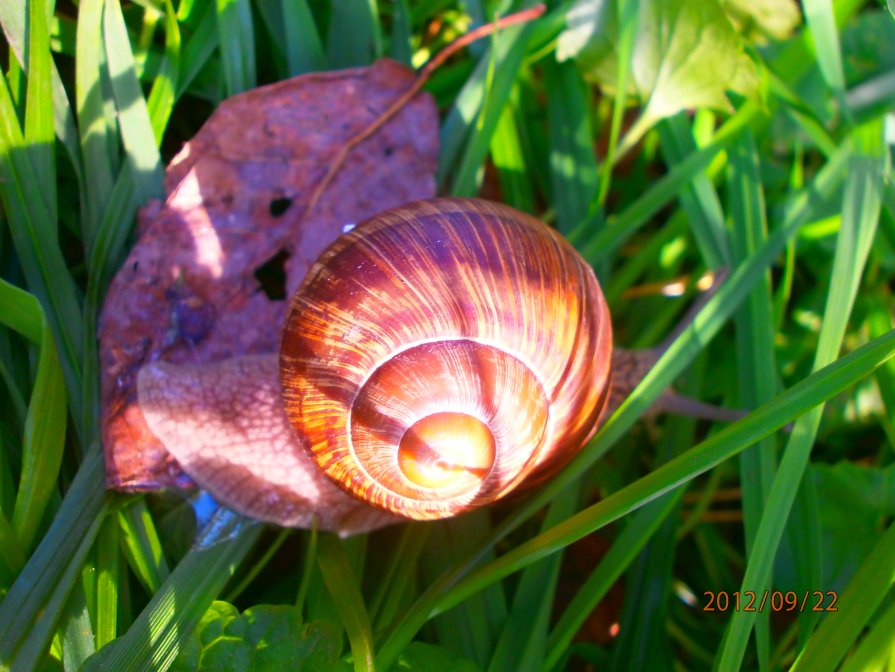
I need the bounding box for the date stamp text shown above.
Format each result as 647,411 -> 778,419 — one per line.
703,590 -> 838,613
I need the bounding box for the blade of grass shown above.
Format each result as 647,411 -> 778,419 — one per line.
295,521 -> 318,619
95,514 -> 120,649
118,498 -> 171,594
596,0 -> 638,206
544,58 -> 598,235
79,510 -> 262,672
24,0 -> 57,229
75,0 -> 115,248
376,142 -> 851,668
716,118 -> 889,672
0,0 -> 84,187
838,590 -> 895,672
545,491 -> 680,670
0,449 -> 106,671
214,0 -> 255,96
223,528 -> 290,602
659,114 -> 729,268
421,513 -> 506,667
489,84 -> 534,213
326,0 -> 381,69
449,21 -> 535,197
147,0 -> 180,146
370,525 -> 429,632
0,279 -> 66,554
281,0 -> 325,75
0,25 -> 85,438
81,164 -> 141,444
427,328 -> 895,622
726,129 -> 777,670
389,0 -> 412,66
802,0 -> 849,124
792,520 -> 895,671
570,101 -> 761,265
104,0 -> 164,201
177,2 -> 217,97
318,534 -> 374,672
59,581 -> 96,670
867,297 -> 895,447
487,484 -> 579,672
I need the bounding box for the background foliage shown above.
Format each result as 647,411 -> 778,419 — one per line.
1,0 -> 895,670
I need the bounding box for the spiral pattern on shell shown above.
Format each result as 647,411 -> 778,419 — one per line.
280,198 -> 613,520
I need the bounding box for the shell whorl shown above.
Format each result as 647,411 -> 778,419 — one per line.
280,198 -> 612,520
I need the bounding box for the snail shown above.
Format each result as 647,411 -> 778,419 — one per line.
136,197 -> 723,536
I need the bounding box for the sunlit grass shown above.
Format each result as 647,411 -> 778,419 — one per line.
1,1 -> 894,671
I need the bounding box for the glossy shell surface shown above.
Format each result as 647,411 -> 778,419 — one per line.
280,198 -> 612,519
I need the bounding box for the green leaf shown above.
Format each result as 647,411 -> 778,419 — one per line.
720,0 -> 801,43
561,0 -> 759,148
168,602 -> 341,671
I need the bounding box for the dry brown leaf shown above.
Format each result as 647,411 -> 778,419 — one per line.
100,59 -> 439,492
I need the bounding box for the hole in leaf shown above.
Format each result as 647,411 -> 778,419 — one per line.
269,197 -> 293,217
254,249 -> 291,301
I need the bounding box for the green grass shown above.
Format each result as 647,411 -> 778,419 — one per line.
2,1 -> 895,670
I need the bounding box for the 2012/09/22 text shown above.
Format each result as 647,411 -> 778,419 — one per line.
703,590 -> 838,613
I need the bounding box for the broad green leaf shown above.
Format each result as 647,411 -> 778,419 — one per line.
560,0 -> 759,149
720,0 -> 801,43
168,602 -> 341,671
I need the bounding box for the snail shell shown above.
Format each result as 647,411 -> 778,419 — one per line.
137,198 -> 612,532
280,198 -> 612,520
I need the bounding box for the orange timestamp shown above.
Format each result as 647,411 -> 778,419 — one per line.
703,590 -> 838,613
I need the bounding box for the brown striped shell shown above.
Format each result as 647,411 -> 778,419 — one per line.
280,198 -> 613,520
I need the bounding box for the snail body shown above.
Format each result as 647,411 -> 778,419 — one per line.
138,198 -> 613,533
